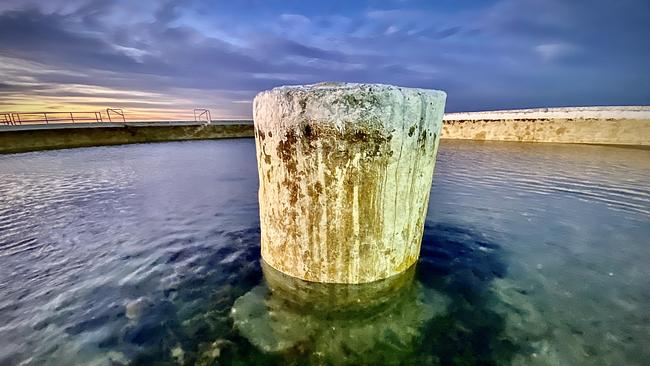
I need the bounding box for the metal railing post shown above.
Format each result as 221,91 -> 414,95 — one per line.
106,108 -> 125,123
194,108 -> 212,124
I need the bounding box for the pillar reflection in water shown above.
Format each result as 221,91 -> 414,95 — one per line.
231,261 -> 449,363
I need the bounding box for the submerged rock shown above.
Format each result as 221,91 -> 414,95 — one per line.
106,351 -> 130,365
231,263 -> 449,363
170,344 -> 185,365
125,297 -> 153,321
196,339 -> 234,366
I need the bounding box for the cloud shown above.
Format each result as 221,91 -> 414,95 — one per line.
535,43 -> 576,63
280,13 -> 310,27
384,25 -> 399,35
0,0 -> 648,118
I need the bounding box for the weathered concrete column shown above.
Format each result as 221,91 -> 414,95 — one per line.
253,82 -> 446,283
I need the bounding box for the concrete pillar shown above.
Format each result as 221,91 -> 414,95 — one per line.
253,82 -> 446,283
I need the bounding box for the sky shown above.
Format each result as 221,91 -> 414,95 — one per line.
0,0 -> 649,120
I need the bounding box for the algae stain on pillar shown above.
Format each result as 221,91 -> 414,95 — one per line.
253,82 -> 446,284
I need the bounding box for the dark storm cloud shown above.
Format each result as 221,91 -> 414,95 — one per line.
0,0 -> 648,117
254,37 -> 349,63
0,9 -> 152,73
0,82 -> 42,92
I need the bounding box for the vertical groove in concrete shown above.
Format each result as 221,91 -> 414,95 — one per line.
254,83 -> 446,283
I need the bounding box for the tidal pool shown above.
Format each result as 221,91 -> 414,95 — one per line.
0,139 -> 648,365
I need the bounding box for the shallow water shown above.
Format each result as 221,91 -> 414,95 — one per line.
0,139 -> 648,365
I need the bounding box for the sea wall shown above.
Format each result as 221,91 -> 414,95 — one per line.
442,106 -> 650,145
2,106 -> 649,154
0,121 -> 254,154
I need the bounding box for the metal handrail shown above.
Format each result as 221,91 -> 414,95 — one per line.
2,113 -> 14,125
0,108 -> 248,125
106,108 -> 126,122
6,111 -> 104,125
194,108 -> 212,124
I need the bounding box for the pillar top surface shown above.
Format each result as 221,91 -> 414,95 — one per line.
254,83 -> 446,131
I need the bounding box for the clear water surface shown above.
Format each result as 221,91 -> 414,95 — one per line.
0,139 -> 648,365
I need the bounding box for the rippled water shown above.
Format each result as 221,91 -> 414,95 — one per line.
0,139 -> 648,365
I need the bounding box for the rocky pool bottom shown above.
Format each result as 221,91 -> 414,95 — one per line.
0,139 -> 648,365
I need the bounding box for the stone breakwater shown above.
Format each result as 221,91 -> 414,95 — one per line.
442,106 -> 650,145
253,83 -> 446,284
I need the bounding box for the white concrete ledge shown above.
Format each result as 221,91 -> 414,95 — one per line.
444,106 -> 650,121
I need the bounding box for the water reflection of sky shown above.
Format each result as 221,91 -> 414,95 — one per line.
0,139 -> 648,365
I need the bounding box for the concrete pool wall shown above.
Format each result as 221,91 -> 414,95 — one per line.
0,121 -> 254,154
442,106 -> 650,146
1,107 -> 649,153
